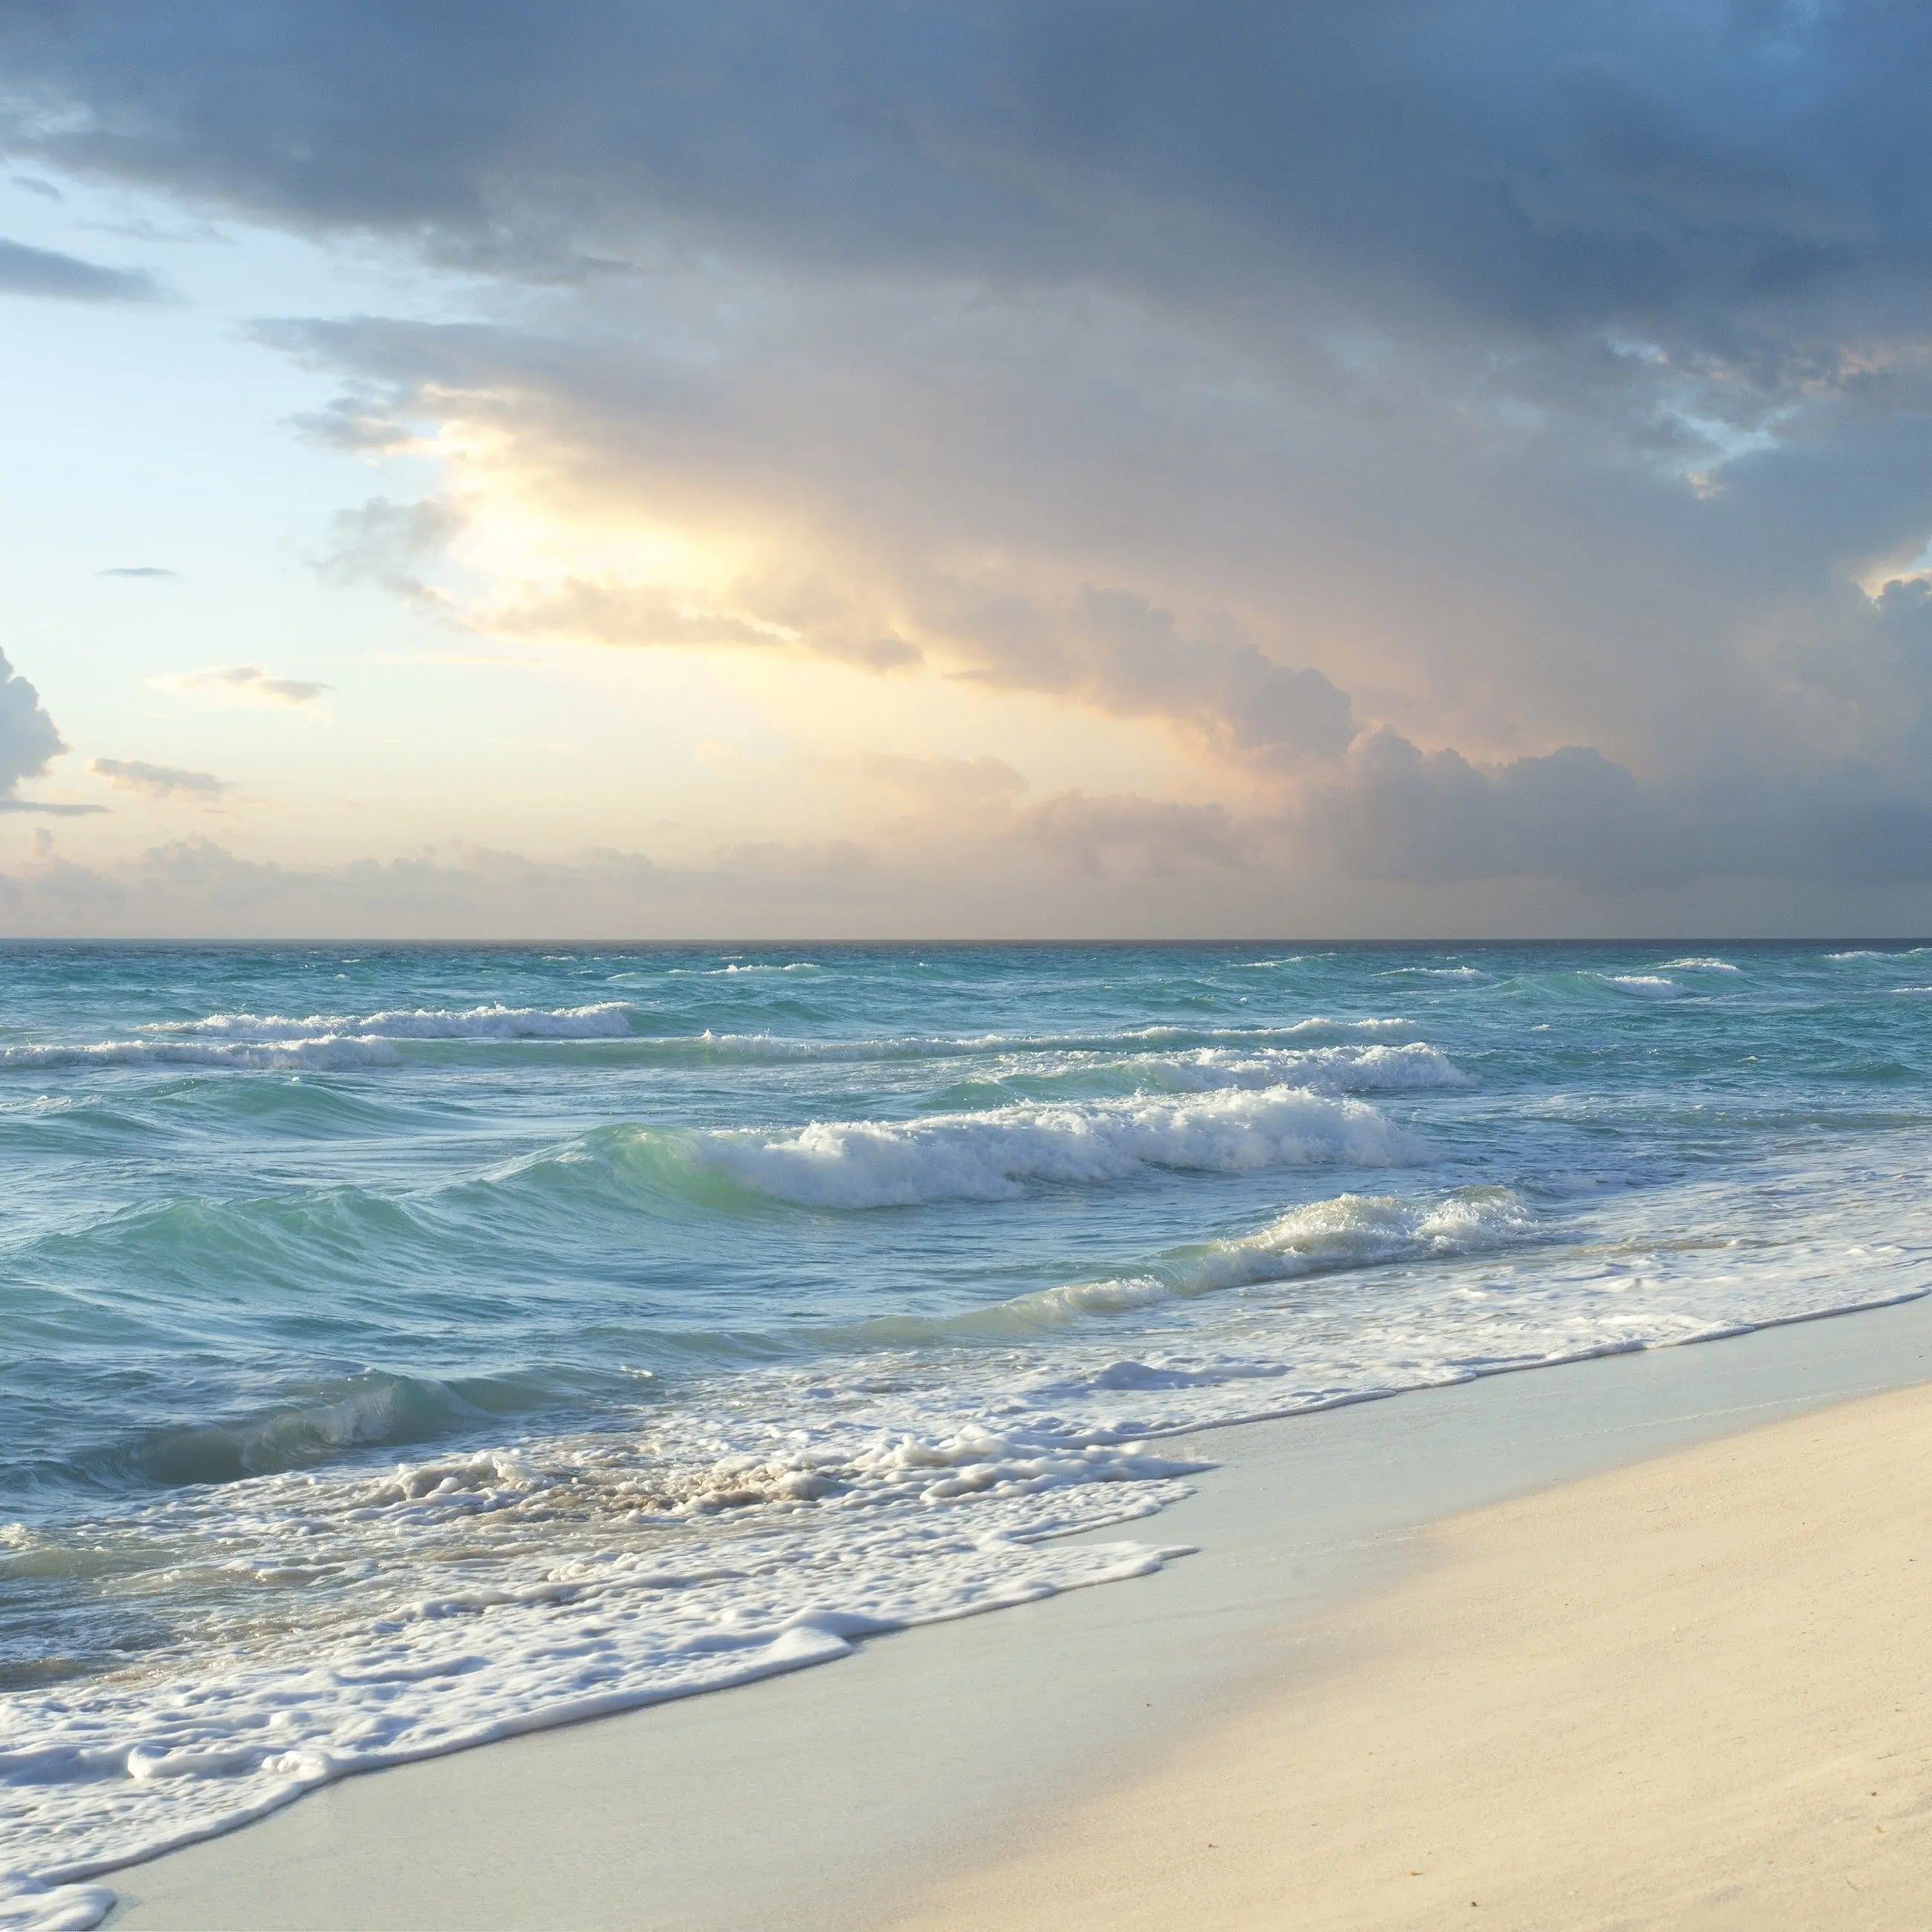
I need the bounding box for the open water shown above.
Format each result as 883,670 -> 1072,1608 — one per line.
4,941 -> 1931,1925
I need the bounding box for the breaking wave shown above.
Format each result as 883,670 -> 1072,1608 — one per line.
860,1187 -> 1538,1336
1595,973 -> 1683,999
146,1002 -> 641,1042
661,1086 -> 1424,1208
0,1036 -> 403,1072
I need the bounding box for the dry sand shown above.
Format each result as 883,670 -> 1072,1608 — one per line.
882,1381 -> 1932,1931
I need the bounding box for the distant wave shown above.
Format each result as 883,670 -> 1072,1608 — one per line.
1595,973 -> 1683,999
661,1018 -> 1418,1065
0,1014 -> 1424,1079
658,1085 -> 1422,1208
989,1041 -> 1471,1100
1381,965 -> 1486,982
144,1002 -> 640,1043
0,1036 -> 403,1072
669,962 -> 822,976
1660,957 -> 1740,973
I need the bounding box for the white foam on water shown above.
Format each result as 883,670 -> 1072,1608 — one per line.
1660,957 -> 1741,973
678,1085 -> 1424,1208
0,1430 -> 1198,1928
1082,1042 -> 1469,1097
144,1003 -> 640,1043
1180,1186 -> 1534,1294
6,1152 -> 1930,1930
0,1879 -> 115,1932
1381,965 -> 1487,981
678,1018 -> 1419,1064
686,962 -> 821,976
0,1037 -> 403,1072
985,1187 -> 1533,1325
1597,973 -> 1683,999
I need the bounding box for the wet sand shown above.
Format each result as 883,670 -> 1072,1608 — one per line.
111,1291 -> 1932,1931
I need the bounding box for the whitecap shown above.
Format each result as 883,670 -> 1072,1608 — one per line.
143,1003 -> 639,1043
0,1036 -> 403,1073
679,1085 -> 1422,1208
1596,974 -> 1683,999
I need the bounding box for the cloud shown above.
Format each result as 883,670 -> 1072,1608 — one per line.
0,648 -> 101,815
490,577 -> 785,654
89,757 -> 230,802
312,495 -> 464,600
1017,791 -> 1262,878
99,564 -> 178,579
0,234 -> 157,301
0,836 -> 884,939
937,585 -> 1355,771
1306,728 -> 1932,892
855,752 -> 1029,814
152,664 -> 331,707
13,3 -> 1932,919
7,1 -> 1931,361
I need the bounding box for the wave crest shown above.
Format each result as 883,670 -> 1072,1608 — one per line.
665,1085 -> 1423,1208
146,1002 -> 640,1043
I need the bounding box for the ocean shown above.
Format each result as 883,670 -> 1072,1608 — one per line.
4,941 -> 1931,1923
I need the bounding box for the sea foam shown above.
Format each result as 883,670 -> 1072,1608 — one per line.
673,1085 -> 1423,1208
145,1002 -> 641,1042
0,1036 -> 403,1072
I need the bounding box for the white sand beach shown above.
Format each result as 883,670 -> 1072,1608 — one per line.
108,1292 -> 1932,1931
887,1379 -> 1932,1931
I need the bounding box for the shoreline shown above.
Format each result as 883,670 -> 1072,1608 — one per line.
100,1284 -> 1932,1930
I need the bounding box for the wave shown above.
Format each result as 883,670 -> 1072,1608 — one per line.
1595,973 -> 1683,999
957,1041 -> 1471,1104
117,1373 -> 526,1489
661,1018 -> 1417,1065
144,1002 -> 641,1043
1176,1185 -> 1534,1295
0,1036 -> 403,1072
1381,965 -> 1486,982
1660,957 -> 1740,973
670,962 -> 821,976
658,1085 -> 1423,1208
859,1187 -> 1537,1337
1142,1043 -> 1466,1095
0,1014 -> 1420,1080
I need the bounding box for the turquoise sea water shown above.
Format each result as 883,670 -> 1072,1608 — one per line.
5,941 -> 1932,1922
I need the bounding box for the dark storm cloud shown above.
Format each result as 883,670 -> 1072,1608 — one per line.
6,1 -> 1931,360
0,233 -> 156,299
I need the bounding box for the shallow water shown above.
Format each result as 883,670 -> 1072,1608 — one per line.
4,941 -> 1931,1922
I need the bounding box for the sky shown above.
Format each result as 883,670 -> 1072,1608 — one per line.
2,0 -> 1931,938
